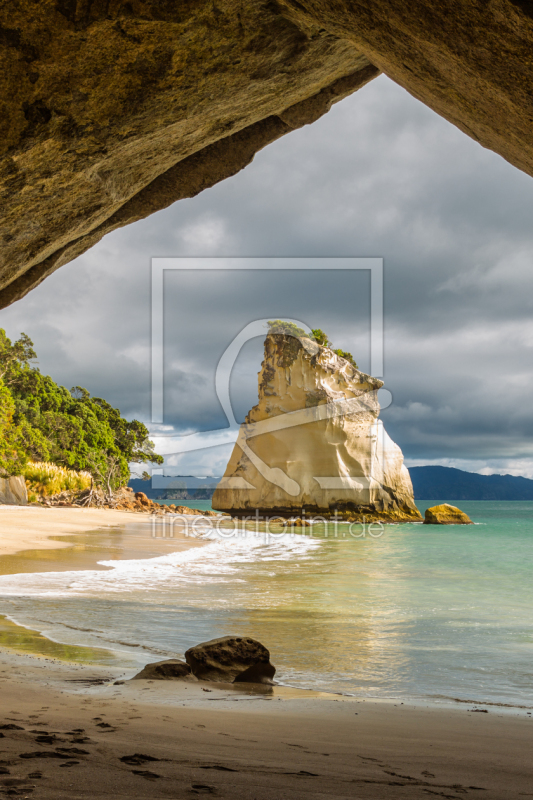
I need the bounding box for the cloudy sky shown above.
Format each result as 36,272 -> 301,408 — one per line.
2,75 -> 533,477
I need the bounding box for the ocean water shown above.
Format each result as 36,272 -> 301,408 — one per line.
0,501 -> 532,707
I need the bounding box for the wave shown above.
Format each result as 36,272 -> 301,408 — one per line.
0,529 -> 321,599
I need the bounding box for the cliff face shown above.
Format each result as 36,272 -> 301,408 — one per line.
2,1 -> 533,308
0,1 -> 376,308
0,476 -> 27,506
212,334 -> 421,521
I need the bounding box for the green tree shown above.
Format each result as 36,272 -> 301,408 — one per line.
0,329 -> 37,386
0,329 -> 163,486
0,380 -> 28,476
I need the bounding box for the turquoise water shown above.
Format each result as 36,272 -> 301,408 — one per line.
156,499 -> 214,512
0,500 -> 531,706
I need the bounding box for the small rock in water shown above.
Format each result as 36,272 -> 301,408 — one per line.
423,504 -> 473,525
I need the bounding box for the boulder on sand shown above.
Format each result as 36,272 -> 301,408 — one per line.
424,504 -> 473,525
185,636 -> 276,684
131,659 -> 195,681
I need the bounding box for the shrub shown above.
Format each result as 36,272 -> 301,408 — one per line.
333,349 -> 358,369
266,322 -> 358,370
23,461 -> 92,497
267,320 -> 307,338
310,328 -> 331,347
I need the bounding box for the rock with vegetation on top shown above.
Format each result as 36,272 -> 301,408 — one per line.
131,659 -> 196,681
423,504 -> 473,525
185,636 -> 276,684
0,476 -> 27,505
212,331 -> 421,522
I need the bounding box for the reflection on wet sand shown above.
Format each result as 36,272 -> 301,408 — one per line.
0,520 -> 204,664
211,532 -> 406,692
0,614 -> 120,664
0,519 -> 204,576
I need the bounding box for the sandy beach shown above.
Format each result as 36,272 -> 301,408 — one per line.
0,507 -> 152,557
0,508 -> 531,798
0,649 -> 531,799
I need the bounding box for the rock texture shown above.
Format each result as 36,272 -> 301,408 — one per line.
0,476 -> 28,505
212,333 -> 421,521
0,1 -> 377,308
282,1 -> 533,180
424,504 -> 473,525
185,636 -> 276,684
2,2 -> 533,307
131,659 -> 195,681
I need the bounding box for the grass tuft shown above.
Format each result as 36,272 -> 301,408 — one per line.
23,461 -> 92,497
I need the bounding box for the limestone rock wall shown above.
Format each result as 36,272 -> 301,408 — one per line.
0,476 -> 28,505
2,1 -> 532,308
0,0 -> 377,308
284,0 -> 533,181
212,334 -> 421,521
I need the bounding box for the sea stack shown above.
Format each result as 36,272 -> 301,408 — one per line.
212,332 -> 421,522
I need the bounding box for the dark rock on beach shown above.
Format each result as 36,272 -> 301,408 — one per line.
185,636 -> 276,684
131,659 -> 196,681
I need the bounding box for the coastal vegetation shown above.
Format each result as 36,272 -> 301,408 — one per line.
0,329 -> 162,489
23,461 -> 92,503
267,321 -> 358,369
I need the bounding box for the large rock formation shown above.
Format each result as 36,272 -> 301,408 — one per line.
212,333 -> 421,522
1,2 -> 533,307
0,476 -> 28,505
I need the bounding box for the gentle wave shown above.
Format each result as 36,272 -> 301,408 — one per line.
0,529 -> 321,598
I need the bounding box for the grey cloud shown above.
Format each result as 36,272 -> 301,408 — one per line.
2,75 -> 533,475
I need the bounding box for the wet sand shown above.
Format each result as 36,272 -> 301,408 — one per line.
0,507 -> 531,798
0,649 -> 531,799
0,506 -> 208,559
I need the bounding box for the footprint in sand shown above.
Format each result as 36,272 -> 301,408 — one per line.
200,766 -> 236,772
119,754 -> 160,766
19,753 -> 67,760
131,770 -> 160,781
34,736 -> 65,745
191,784 -> 215,794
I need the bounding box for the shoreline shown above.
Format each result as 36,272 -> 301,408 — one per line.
0,648 -> 530,799
0,507 -> 530,712
0,509 -> 531,796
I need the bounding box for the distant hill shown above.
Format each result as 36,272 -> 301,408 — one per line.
409,466 -> 533,500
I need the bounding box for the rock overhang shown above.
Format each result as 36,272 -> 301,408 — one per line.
2,0 -> 533,307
